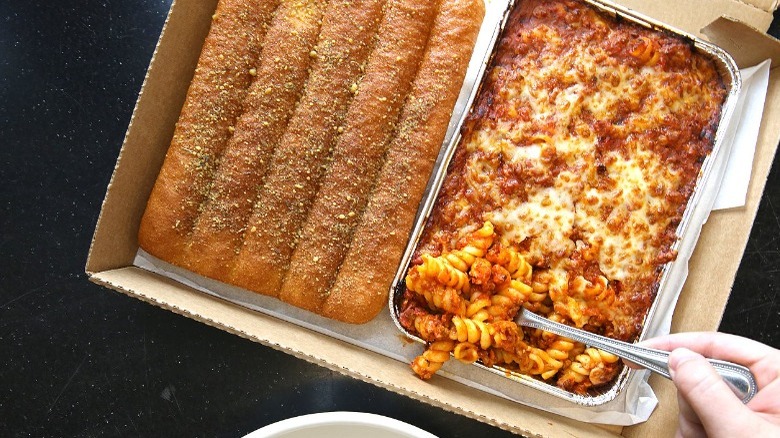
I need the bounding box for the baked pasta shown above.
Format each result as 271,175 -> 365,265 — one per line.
398,0 -> 727,393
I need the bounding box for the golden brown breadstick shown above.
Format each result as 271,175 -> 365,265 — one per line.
322,0 -> 485,323
181,0 -> 328,281
229,0 -> 387,297
138,0 -> 279,264
279,0 -> 441,312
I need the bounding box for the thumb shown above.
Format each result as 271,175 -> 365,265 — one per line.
669,348 -> 751,434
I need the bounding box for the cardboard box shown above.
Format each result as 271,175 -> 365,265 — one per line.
87,0 -> 780,435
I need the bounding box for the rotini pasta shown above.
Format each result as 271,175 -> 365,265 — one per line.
411,340 -> 455,380
486,243 -> 533,283
558,348 -> 620,390
488,278 -> 532,320
630,35 -> 661,66
451,315 -> 492,349
403,222 -> 584,384
417,284 -> 467,316
399,0 -> 726,394
412,312 -> 451,342
464,291 -> 491,321
411,254 -> 471,291
444,221 -> 494,271
528,347 -> 564,380
489,320 -> 527,352
453,342 -> 480,363
545,336 -> 576,362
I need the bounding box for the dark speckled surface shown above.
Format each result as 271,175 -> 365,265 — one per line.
1,1 -> 778,437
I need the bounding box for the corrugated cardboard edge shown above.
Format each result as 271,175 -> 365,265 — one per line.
86,0 -> 215,274
704,17 -> 780,67
87,267 -> 622,438
85,0 -> 780,437
618,0 -> 775,34
742,0 -> 780,13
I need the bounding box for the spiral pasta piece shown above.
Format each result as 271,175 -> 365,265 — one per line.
489,278 -> 532,319
524,290 -> 551,314
453,342 -> 480,363
630,35 -> 660,66
421,285 -> 467,316
558,363 -> 588,386
528,347 -> 564,380
486,346 -> 537,376
570,275 -> 614,304
492,348 -> 524,368
586,349 -> 620,386
557,297 -> 588,328
489,320 -> 525,351
468,258 -> 493,287
444,247 -> 483,272
417,254 -> 471,291
450,315 -> 492,349
524,272 -> 553,314
510,253 -> 533,282
535,313 -> 571,343
545,336 -> 576,362
445,222 -> 494,271
545,269 -> 569,303
411,340 -> 455,380
404,266 -> 428,293
486,243 -> 531,282
464,292 -> 491,321
412,313 -> 451,342
556,275 -> 616,328
558,347 -> 620,388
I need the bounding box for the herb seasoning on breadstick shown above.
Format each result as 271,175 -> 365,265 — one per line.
138,0 -> 279,264
181,0 -> 329,281
279,0 -> 441,313
323,0 -> 485,323
229,0 -> 386,296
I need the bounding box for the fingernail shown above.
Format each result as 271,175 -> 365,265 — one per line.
668,348 -> 699,379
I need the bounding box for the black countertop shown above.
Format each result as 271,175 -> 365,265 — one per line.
1,1 -> 778,436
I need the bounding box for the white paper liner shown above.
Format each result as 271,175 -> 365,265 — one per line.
135,248 -> 657,425
132,0 -> 769,426
712,59 -> 772,210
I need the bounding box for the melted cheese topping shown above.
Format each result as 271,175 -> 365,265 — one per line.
416,0 -> 725,346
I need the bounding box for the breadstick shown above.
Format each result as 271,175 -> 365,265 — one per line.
322,0 -> 485,323
229,0 -> 386,296
181,0 -> 328,281
138,0 -> 279,264
279,0 -> 441,312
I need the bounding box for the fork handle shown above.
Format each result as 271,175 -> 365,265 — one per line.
518,310 -> 757,403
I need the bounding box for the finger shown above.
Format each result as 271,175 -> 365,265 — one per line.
669,348 -> 753,436
641,332 -> 771,369
643,332 -> 780,389
747,372 -> 780,416
675,389 -> 707,438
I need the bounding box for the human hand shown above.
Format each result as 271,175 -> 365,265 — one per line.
639,332 -> 780,438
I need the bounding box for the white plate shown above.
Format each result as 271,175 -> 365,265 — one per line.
243,412 -> 438,438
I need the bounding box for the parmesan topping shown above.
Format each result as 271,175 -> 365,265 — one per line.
417,0 -> 726,343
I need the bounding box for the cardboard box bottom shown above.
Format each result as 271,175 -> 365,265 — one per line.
86,0 -> 780,436
87,266 -> 625,437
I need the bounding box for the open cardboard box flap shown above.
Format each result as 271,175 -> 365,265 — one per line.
743,0 -> 780,14
87,0 -> 780,436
